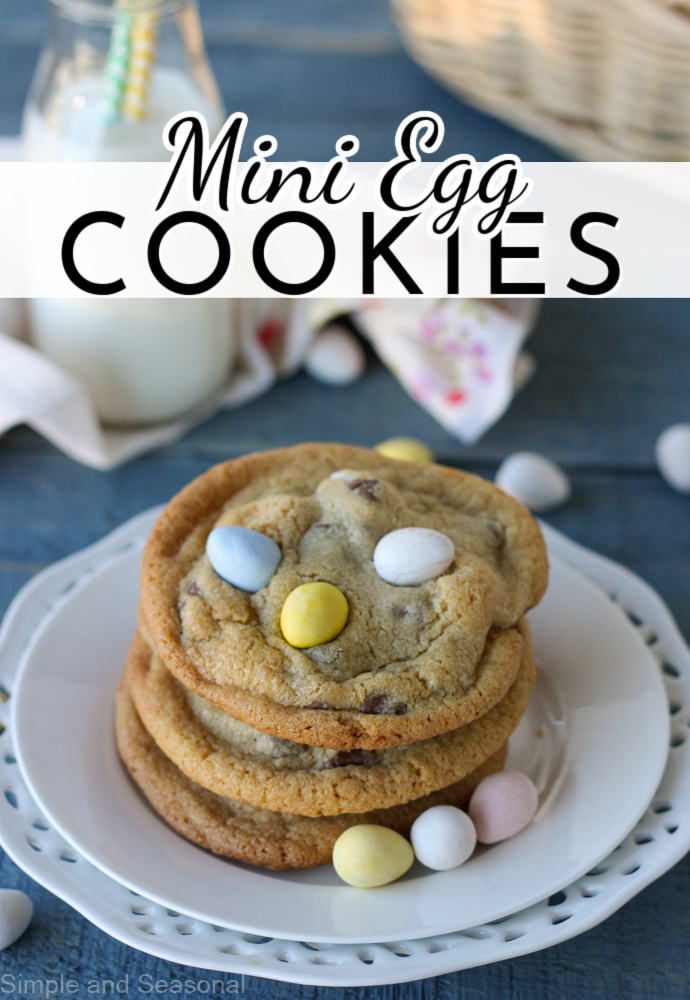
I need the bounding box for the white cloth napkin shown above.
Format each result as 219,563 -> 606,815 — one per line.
317,298 -> 538,445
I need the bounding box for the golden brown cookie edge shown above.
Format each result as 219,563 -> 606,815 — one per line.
127,623 -> 535,815
115,675 -> 509,870
140,444 -> 547,748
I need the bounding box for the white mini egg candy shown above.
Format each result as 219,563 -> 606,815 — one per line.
206,526 -> 281,592
373,527 -> 455,586
495,452 -> 571,512
469,771 -> 538,844
656,424 -> 690,494
0,890 -> 32,950
329,469 -> 360,482
410,805 -> 477,870
304,325 -> 366,386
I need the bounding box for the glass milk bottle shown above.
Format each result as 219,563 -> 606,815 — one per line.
22,0 -> 236,426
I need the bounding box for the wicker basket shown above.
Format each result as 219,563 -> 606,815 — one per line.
391,0 -> 690,160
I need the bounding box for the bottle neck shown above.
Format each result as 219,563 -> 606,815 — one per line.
49,0 -> 191,27
23,0 -> 223,160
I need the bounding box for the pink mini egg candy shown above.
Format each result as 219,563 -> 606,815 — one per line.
468,771 -> 538,845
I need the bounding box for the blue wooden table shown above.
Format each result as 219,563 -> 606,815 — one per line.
1,2 -> 689,996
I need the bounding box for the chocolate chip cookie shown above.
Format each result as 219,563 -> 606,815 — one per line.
126,620 -> 535,816
116,676 -> 509,870
140,444 -> 547,749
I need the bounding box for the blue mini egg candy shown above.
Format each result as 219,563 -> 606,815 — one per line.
206,526 -> 281,592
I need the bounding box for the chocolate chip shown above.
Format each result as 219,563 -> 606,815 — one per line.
360,691 -> 388,714
348,478 -> 381,502
489,522 -> 505,546
480,518 -> 505,547
323,749 -> 376,769
360,691 -> 408,716
392,605 -> 411,620
187,582 -> 201,596
306,701 -> 329,710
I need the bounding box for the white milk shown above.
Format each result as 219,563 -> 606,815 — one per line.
23,66 -> 221,162
31,298 -> 235,425
25,68 -> 234,426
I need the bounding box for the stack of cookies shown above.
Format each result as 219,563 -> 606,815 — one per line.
116,444 -> 548,870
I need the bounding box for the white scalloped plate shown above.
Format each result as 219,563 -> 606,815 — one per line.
9,527 -> 670,944
0,512 -> 687,984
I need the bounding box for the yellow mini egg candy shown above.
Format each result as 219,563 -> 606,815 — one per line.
375,437 -> 433,463
280,581 -> 349,648
333,825 -> 414,888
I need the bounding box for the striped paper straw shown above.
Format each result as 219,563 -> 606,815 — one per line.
102,5 -> 133,124
122,11 -> 159,121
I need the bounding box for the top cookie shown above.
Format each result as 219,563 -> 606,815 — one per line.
141,443 -> 547,748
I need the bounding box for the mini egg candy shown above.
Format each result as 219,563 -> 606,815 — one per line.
329,469 -> 360,483
375,437 -> 433,464
0,890 -> 32,951
281,581 -> 349,648
468,771 -> 538,844
304,325 -> 366,386
410,805 -> 477,870
373,527 -> 455,586
332,825 -> 414,887
495,452 -> 571,513
655,423 -> 690,494
206,526 -> 281,592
